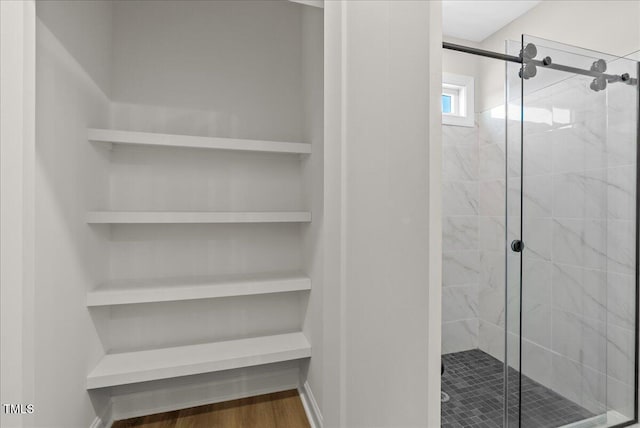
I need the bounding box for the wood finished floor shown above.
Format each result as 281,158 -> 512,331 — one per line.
111,390 -> 311,428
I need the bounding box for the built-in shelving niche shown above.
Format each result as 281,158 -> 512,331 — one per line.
86,128 -> 313,388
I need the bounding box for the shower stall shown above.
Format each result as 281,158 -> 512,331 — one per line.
441,35 -> 639,428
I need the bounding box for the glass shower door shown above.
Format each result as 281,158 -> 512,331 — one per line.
507,35 -> 639,427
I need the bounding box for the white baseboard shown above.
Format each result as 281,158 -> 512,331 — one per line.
109,364 -> 299,422
89,400 -> 113,428
89,416 -> 102,428
90,364 -> 310,428
299,381 -> 323,428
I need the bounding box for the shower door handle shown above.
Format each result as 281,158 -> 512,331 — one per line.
511,240 -> 524,253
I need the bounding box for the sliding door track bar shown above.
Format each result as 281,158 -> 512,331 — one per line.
443,41 -> 638,88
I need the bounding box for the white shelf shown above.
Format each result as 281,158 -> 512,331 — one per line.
88,128 -> 311,155
86,332 -> 311,389
288,0 -> 324,8
86,211 -> 312,224
87,271 -> 311,307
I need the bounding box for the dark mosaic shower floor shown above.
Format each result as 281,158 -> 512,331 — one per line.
441,349 -> 595,428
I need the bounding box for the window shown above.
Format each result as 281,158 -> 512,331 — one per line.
442,72 -> 474,127
441,94 -> 452,114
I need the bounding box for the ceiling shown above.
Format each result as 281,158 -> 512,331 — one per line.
443,0 -> 541,42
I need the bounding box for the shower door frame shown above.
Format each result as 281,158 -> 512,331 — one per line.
632,59 -> 640,428
442,39 -> 640,428
511,36 -> 640,428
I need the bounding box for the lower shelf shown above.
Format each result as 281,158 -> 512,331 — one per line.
86,211 -> 312,224
87,332 -> 311,389
87,271 -> 311,306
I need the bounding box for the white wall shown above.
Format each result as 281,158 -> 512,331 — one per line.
0,2 -> 36,427
1,3 -> 111,427
103,0 -> 319,420
35,0 -> 113,96
111,0 -> 304,143
300,4 -> 325,423
323,1 -> 442,426
33,16 -> 112,428
321,3 -> 346,424
442,37 -> 482,112
478,0 -> 640,111
31,0 -> 323,425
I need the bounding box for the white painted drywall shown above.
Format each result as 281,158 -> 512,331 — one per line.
426,5 -> 444,425
33,17 -> 112,428
321,2 -> 346,424
323,1 -> 442,425
105,5 -> 312,369
35,0 -> 113,96
478,0 -> 640,111
104,0 -> 311,351
111,0 -> 304,143
103,0 -> 320,420
300,2 -> 325,419
442,0 -> 541,43
0,2 -> 36,427
442,37 -> 482,112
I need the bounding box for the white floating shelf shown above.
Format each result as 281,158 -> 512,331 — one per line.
87,271 -> 311,307
86,211 -> 311,224
87,332 -> 311,389
88,128 -> 311,155
288,0 -> 324,8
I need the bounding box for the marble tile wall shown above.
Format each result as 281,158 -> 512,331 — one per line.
475,106 -> 508,364
476,76 -> 637,418
603,80 -> 636,419
442,124 -> 480,354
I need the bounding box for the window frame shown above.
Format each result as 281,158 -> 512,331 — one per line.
442,72 -> 475,127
